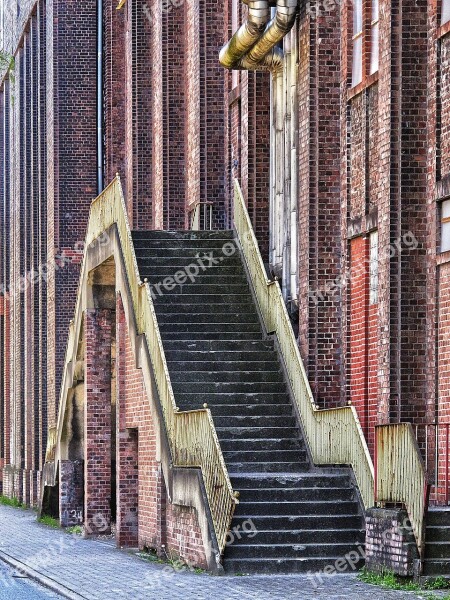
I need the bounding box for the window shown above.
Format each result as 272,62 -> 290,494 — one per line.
441,199 -> 450,252
370,0 -> 379,75
369,231 -> 379,305
442,0 -> 450,25
352,0 -> 363,86
351,0 -> 379,87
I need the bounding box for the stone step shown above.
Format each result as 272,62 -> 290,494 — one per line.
214,415 -> 297,428
158,322 -> 262,334
215,426 -> 299,440
162,340 -> 275,352
158,313 -> 260,325
219,438 -> 304,452
140,266 -> 246,278
426,509 -> 450,527
172,382 -> 289,394
162,332 -> 264,341
227,528 -> 365,546
131,230 -> 235,241
135,254 -> 242,268
227,461 -> 310,473
229,472 -> 353,489
237,486 -> 356,502
425,525 -> 450,542
422,559 -> 450,576
134,245 -> 239,258
225,542 -> 363,560
204,404 -> 294,417
153,283 -> 251,295
170,371 -> 284,385
165,350 -> 275,362
230,513 -> 363,531
167,360 -> 280,373
157,303 -> 258,315
233,500 -> 359,517
154,293 -> 254,305
222,449 -> 307,464
424,541 -> 450,559
223,556 -> 365,575
174,392 -> 290,405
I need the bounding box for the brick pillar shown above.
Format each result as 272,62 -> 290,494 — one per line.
60,460 -> 84,527
115,299 -> 139,548
116,428 -> 139,547
84,309 -> 112,535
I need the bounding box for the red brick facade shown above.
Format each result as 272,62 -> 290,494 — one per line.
1,0 -> 450,563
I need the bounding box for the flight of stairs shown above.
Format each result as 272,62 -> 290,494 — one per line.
132,229 -> 365,574
423,508 -> 450,577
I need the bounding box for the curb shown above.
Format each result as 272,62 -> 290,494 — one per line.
0,551 -> 87,600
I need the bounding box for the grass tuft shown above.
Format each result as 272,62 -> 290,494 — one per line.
0,495 -> 24,508
65,525 -> 83,535
358,568 -> 450,596
38,515 -> 60,529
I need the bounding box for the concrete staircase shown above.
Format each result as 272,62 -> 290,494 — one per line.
132,229 -> 365,574
423,508 -> 450,577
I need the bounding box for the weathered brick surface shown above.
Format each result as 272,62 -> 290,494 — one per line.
59,460 -> 84,528
84,309 -> 113,535
365,508 -> 419,577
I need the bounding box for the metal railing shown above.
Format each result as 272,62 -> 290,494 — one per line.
413,423 -> 449,506
47,177 -> 237,552
375,423 -> 428,555
233,179 -> 375,509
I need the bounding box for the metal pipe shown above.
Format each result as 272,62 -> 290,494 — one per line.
97,0 -> 104,193
219,1 -> 271,70
220,0 -> 297,73
240,0 -> 297,71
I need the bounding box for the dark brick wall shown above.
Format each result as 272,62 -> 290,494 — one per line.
84,309 -> 113,535
365,508 -> 419,577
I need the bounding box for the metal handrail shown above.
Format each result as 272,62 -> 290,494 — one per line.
233,179 -> 375,509
46,177 -> 237,552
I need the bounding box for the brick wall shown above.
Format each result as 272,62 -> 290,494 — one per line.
116,295 -> 207,567
84,309 -> 113,535
365,508 -> 419,577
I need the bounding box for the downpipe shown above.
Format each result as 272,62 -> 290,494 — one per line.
220,0 -> 299,304
97,0 -> 104,194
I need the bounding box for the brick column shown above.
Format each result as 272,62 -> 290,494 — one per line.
116,427 -> 139,547
84,309 -> 112,535
116,299 -> 139,548
59,460 -> 84,527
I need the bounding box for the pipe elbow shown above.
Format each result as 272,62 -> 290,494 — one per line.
220,0 -> 298,73
219,1 -> 270,70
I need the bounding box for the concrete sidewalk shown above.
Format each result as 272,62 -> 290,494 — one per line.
0,505 -> 445,600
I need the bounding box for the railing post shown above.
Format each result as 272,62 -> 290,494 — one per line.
374,427 -> 378,504
446,425 -> 449,506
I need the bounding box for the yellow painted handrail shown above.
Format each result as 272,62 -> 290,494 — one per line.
233,179 -> 375,509
375,424 -> 427,554
50,177 -> 236,552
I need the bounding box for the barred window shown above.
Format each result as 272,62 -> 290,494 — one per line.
370,0 -> 379,74
441,199 -> 450,253
369,231 -> 379,305
351,0 -> 379,87
352,0 -> 363,86
442,0 -> 450,25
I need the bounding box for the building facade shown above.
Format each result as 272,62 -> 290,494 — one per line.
0,0 -> 449,575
